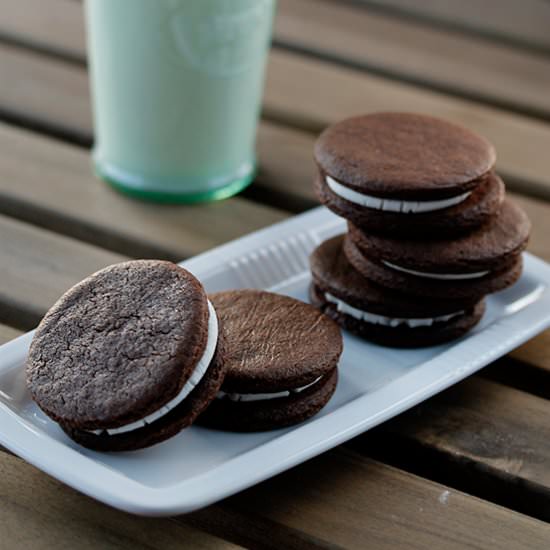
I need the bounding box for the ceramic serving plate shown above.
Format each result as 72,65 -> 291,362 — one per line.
1,206 -> 549,516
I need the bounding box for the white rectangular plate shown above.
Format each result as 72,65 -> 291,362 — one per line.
1,207 -> 549,516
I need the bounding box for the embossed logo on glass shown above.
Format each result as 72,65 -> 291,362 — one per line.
169,1 -> 270,77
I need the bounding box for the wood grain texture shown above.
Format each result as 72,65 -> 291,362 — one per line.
186,448 -> 550,550
364,377 -> 550,521
8,0 -> 550,120
0,214 -> 127,329
0,42 -> 89,137
355,0 -> 550,53
0,452 -> 241,550
275,0 -> 550,119
0,448 -> 547,550
2,2 -> 550,200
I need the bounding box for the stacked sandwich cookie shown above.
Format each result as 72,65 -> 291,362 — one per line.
310,113 -> 531,347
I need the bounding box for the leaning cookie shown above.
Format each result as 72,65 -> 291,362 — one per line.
310,235 -> 485,347
345,199 -> 530,300
198,290 -> 342,432
26,260 -> 226,452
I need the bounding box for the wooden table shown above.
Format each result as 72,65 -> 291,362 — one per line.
1,1 -> 549,548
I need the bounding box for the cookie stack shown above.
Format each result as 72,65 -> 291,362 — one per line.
310,113 -> 531,347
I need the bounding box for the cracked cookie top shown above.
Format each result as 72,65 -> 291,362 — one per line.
26,260 -> 209,431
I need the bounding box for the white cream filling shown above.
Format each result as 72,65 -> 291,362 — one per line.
382,261 -> 489,280
325,292 -> 463,328
89,300 -> 218,436
326,175 -> 471,213
216,376 -> 323,403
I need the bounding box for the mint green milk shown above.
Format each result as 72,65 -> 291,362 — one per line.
85,0 -> 275,202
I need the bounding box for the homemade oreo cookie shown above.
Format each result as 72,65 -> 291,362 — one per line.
314,112 -> 503,237
26,260 -> 226,452
310,235 -> 485,347
309,112 -> 532,346
345,199 -> 530,300
199,290 -> 341,432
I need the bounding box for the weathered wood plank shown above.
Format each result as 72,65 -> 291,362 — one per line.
1,447 -> 548,550
186,448 -> 550,550
0,42 -> 90,141
355,0 -> 550,54
275,0 -> 550,120
364,377 -> 550,521
0,452 -> 241,550
9,0 -> 550,121
5,0 -> 550,69
2,4 -> 550,200
0,214 -> 127,329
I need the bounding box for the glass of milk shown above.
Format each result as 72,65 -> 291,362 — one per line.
85,0 -> 275,202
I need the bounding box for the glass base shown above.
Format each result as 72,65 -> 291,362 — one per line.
94,160 -> 255,204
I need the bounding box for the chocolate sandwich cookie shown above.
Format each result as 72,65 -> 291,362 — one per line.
199,290 -> 342,432
344,199 -> 531,300
26,260 -> 226,452
310,235 -> 485,347
314,112 -> 502,237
